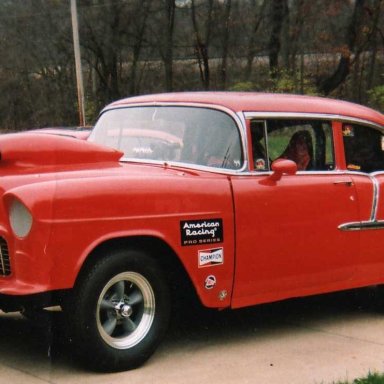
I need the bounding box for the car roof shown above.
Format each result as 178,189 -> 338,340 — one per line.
108,92 -> 384,127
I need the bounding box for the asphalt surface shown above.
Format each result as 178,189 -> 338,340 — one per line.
1,288 -> 384,384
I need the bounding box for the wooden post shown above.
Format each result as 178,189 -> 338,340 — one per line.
71,0 -> 86,126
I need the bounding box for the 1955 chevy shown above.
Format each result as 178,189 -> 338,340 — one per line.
0,92 -> 383,371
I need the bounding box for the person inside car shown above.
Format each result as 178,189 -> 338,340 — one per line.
279,130 -> 313,170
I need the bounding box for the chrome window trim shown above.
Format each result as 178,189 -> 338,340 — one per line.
235,169 -> 349,177
95,102 -> 249,174
243,112 -> 384,131
119,158 -> 248,176
94,105 -> 384,175
244,115 -> 336,173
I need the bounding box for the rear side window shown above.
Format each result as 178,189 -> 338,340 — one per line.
343,123 -> 384,173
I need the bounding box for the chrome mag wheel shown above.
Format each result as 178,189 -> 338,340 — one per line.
68,249 -> 170,371
96,271 -> 156,349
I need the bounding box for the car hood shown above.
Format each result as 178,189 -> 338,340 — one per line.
0,132 -> 122,168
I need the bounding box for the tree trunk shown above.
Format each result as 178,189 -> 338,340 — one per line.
318,0 -> 366,95
164,0 -> 176,92
129,0 -> 152,95
191,0 -> 213,90
245,0 -> 267,81
367,0 -> 382,90
268,0 -> 288,77
220,0 -> 232,89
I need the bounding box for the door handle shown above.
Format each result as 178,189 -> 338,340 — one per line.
333,180 -> 353,187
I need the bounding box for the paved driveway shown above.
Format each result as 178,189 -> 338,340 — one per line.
1,289 -> 384,384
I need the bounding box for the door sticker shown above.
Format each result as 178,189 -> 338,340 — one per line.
198,247 -> 224,268
180,218 -> 223,246
204,275 -> 216,290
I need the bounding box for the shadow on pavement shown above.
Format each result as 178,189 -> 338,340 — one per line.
163,286 -> 384,352
0,286 -> 382,372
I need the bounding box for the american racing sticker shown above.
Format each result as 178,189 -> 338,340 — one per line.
198,247 -> 224,268
180,218 -> 223,246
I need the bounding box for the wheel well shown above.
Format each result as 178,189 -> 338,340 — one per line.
75,236 -> 199,305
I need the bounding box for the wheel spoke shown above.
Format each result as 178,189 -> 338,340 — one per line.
129,289 -> 144,306
103,317 -> 117,336
113,281 -> 125,300
122,317 -> 137,333
100,299 -> 115,311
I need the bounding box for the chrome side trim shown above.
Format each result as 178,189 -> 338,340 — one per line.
370,176 -> 379,221
339,221 -> 384,231
339,174 -> 381,232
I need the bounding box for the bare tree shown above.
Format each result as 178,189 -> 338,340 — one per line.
220,0 -> 232,89
318,0 -> 367,95
268,0 -> 289,76
80,0 -> 129,105
0,0 -> 383,131
244,0 -> 267,81
0,0 -> 77,130
164,0 -> 176,91
366,0 -> 383,90
128,0 -> 153,95
191,0 -> 214,90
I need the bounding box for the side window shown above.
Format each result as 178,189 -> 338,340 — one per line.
250,119 -> 334,171
343,124 -> 384,173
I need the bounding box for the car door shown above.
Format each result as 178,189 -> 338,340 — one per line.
231,118 -> 361,309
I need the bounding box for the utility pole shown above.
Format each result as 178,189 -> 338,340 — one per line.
70,0 -> 86,126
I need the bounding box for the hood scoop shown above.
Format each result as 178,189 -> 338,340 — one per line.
0,132 -> 123,167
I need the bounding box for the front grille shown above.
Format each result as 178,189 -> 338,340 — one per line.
0,237 -> 11,276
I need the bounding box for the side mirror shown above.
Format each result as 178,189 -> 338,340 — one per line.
269,159 -> 297,181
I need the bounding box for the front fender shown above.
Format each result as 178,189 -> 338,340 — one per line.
2,174 -> 235,308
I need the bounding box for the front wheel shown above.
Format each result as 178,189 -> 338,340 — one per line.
68,249 -> 170,372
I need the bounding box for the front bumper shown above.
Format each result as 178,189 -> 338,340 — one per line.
0,290 -> 66,312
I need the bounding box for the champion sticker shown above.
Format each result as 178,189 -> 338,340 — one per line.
198,248 -> 224,268
205,275 -> 216,290
180,218 -> 223,246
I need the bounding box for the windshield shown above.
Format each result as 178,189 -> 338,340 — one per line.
88,106 -> 243,170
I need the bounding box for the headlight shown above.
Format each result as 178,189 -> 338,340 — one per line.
9,199 -> 33,238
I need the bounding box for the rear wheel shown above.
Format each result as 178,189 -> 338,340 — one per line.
68,249 -> 170,372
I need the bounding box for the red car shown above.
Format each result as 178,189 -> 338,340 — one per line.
0,92 -> 383,371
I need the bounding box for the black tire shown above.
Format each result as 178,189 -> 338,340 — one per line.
67,249 -> 171,372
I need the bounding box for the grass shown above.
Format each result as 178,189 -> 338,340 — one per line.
334,372 -> 384,384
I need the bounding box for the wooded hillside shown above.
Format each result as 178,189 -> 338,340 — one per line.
0,0 -> 383,130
